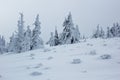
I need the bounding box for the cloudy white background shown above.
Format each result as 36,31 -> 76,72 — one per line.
0,0 -> 120,42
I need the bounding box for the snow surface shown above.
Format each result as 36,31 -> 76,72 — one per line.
0,38 -> 120,80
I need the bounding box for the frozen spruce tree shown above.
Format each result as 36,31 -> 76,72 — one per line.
116,23 -> 120,37
8,33 -> 15,52
0,36 -> 6,54
47,27 -> 60,46
24,26 -> 32,51
92,25 -> 105,38
8,13 -> 25,53
54,27 -> 60,46
110,23 -> 120,37
92,25 -> 100,38
60,12 -> 79,44
15,13 -> 25,53
8,33 -> 19,53
47,32 -> 55,46
31,14 -> 44,50
107,27 -> 112,38
110,23 -> 117,37
99,27 -> 105,38
74,25 -> 80,41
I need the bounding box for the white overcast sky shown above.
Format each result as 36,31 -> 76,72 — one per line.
0,0 -> 120,42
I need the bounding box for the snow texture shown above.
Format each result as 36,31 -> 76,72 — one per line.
0,38 -> 120,80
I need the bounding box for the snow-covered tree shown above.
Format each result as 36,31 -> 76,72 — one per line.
0,36 -> 6,54
8,13 -> 25,53
24,26 -> 32,51
15,13 -> 25,53
110,23 -> 120,37
8,33 -> 17,52
47,27 -> 60,46
99,27 -> 105,38
31,14 -> 44,50
92,25 -> 100,38
92,25 -> 105,38
54,27 -> 60,46
60,12 -> 80,44
7,13 -> 25,53
106,27 -> 112,38
46,32 -> 55,46
74,25 -> 80,41
8,33 -> 14,52
116,23 -> 120,37
82,35 -> 86,39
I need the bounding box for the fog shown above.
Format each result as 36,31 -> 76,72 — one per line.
0,0 -> 120,42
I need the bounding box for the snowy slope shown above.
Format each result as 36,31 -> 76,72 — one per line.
0,38 -> 120,80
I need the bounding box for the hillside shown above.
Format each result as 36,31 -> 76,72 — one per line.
0,38 -> 120,80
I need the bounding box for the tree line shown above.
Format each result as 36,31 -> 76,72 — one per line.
0,12 -> 120,54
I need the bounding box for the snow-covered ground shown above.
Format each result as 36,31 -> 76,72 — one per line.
0,38 -> 120,80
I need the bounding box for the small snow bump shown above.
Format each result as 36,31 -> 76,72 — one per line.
118,47 -> 120,49
34,63 -> 43,68
53,51 -> 56,52
117,62 -> 120,64
34,65 -> 40,69
87,43 -> 93,46
26,66 -> 31,69
103,44 -> 107,46
29,53 -> 35,57
89,50 -> 97,55
43,49 -> 51,52
38,63 -> 43,66
29,57 -> 35,60
71,59 -> 81,64
81,70 -> 87,73
0,75 -> 2,78
100,54 -> 111,60
43,67 -> 50,70
48,56 -> 53,60
30,71 -> 42,76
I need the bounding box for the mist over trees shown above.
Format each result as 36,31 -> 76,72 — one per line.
0,12 -> 120,54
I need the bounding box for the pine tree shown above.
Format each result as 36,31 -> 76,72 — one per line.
60,12 -> 79,44
0,36 -> 6,54
92,25 -> 105,38
115,23 -> 120,37
31,14 -> 44,50
15,13 -> 25,53
46,32 -> 55,46
8,13 -> 25,53
8,33 -> 16,52
110,23 -> 120,37
24,26 -> 32,51
54,27 -> 60,46
92,25 -> 100,38
100,27 -> 105,38
47,27 -> 60,46
110,23 -> 116,37
8,33 -> 13,52
74,25 -> 80,42
107,27 -> 112,38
